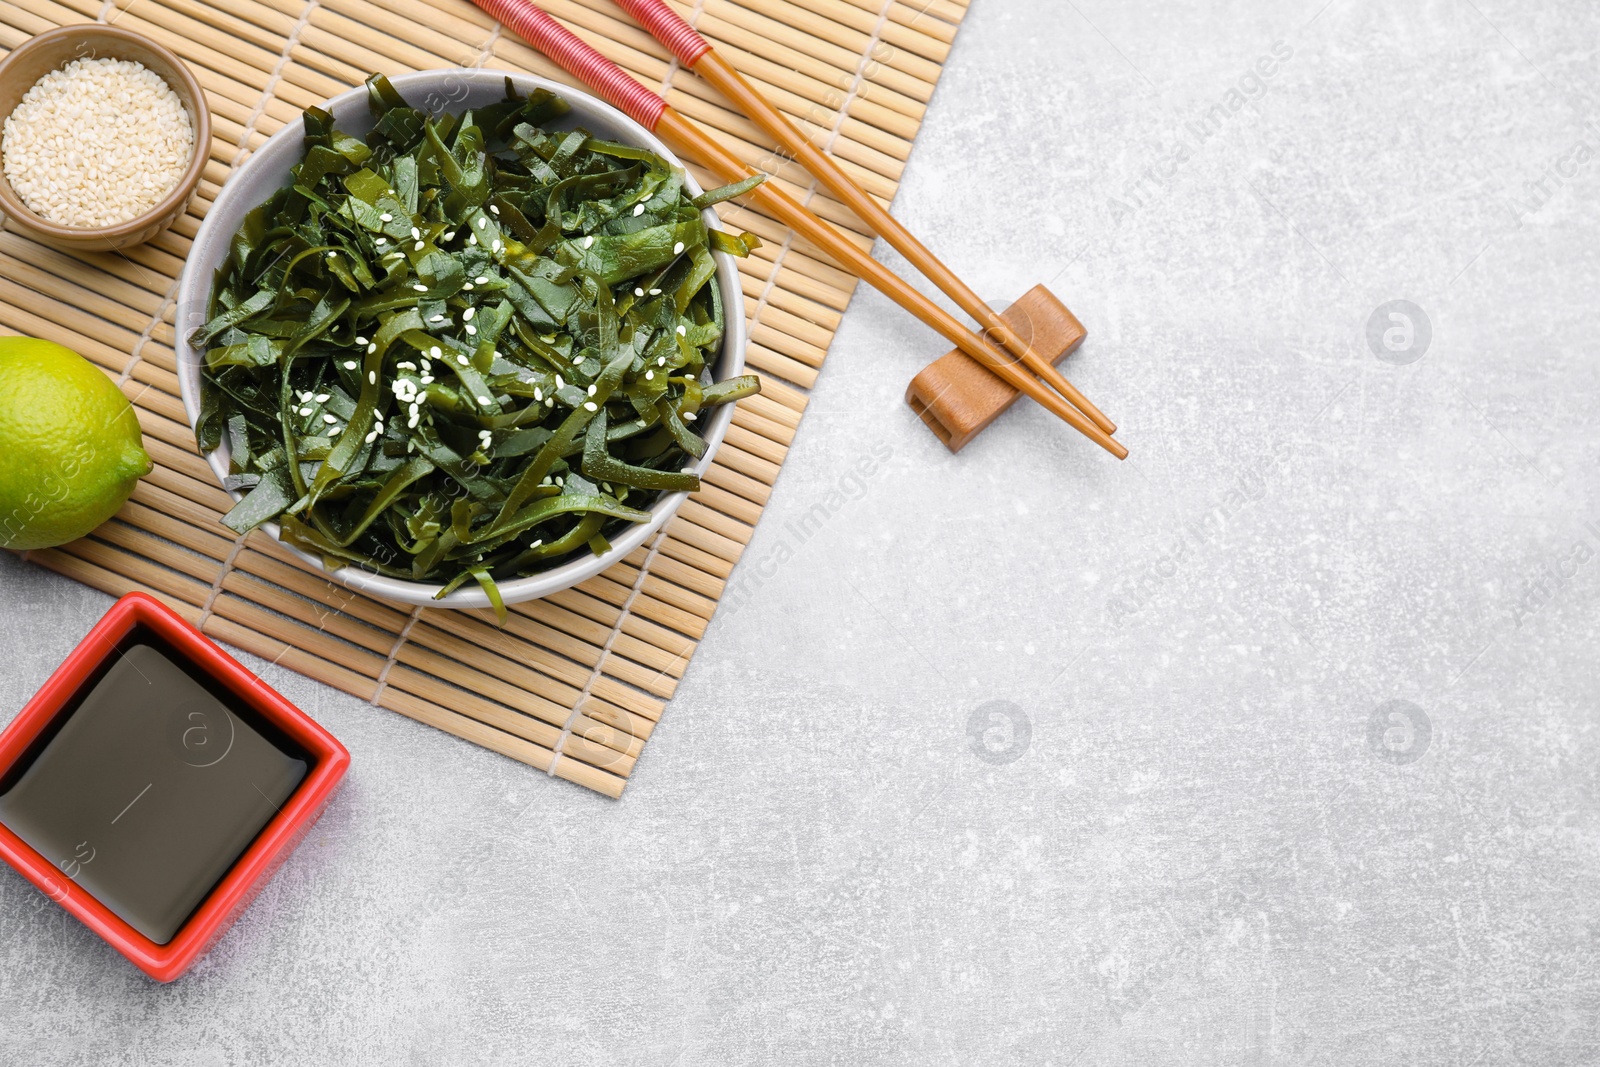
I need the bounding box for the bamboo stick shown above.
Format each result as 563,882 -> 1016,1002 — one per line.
204,616 -> 385,713
209,595 -> 391,679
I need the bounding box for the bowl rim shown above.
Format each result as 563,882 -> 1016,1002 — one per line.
174,69 -> 748,611
0,24 -> 211,240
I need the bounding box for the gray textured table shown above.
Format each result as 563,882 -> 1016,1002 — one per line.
3,1 -> 1598,1063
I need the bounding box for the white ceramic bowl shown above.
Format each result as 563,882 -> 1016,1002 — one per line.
176,70 -> 747,610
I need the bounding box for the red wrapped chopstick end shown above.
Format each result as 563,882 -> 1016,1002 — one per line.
614,0 -> 714,68
472,0 -> 667,130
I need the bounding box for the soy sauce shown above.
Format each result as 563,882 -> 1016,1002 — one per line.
0,630 -> 307,944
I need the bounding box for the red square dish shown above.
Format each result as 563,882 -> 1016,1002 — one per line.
0,591 -> 349,981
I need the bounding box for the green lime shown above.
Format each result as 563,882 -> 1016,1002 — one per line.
0,337 -> 152,551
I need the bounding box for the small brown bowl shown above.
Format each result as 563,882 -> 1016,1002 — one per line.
0,25 -> 210,251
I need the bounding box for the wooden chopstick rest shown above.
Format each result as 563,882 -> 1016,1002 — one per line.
906,285 -> 1088,452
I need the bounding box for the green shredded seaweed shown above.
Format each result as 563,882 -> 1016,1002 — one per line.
193,73 -> 764,618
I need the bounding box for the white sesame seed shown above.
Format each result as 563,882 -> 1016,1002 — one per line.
673,242 -> 685,255
644,370 -> 654,381
475,276 -> 489,285
430,314 -> 444,322
344,360 -> 358,370
429,347 -> 442,359
587,384 -> 597,397
413,241 -> 425,251
469,233 -> 478,245
683,411 -> 696,421
555,375 -> 565,390
355,336 -> 368,345
323,413 -> 338,425
413,283 -> 428,292
326,251 -> 337,259
633,204 -> 645,216
375,237 -> 387,245
457,355 -> 469,366
462,282 -> 474,291
490,205 -> 500,215
411,226 -> 421,239
368,371 -> 377,385
314,394 -> 330,403
491,240 -> 501,253
478,395 -> 492,405
649,288 -> 661,296
534,388 -> 543,401
658,355 -> 668,365
465,324 -> 477,336
462,307 -> 475,321
634,288 -> 644,297
421,375 -> 433,384
380,212 -> 393,222
298,407 -> 313,417
365,431 -> 378,443
443,230 -> 456,241
367,343 -> 378,354
476,218 -> 487,229
572,353 -> 584,365
546,397 -> 554,407
0,58 -> 195,228
584,402 -> 597,411
676,325 -> 686,336
584,236 -> 595,248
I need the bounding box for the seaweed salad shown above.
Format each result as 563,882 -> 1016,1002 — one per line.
192,74 -> 761,615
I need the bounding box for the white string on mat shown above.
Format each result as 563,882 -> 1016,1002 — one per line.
823,0 -> 899,157
195,533 -> 250,628
370,604 -> 425,706
472,23 -> 503,69
547,529 -> 670,779
231,0 -> 320,172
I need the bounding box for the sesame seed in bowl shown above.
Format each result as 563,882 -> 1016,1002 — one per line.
0,25 -> 210,252
2,57 -> 194,229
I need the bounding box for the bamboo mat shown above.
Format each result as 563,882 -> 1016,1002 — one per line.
0,0 -> 969,796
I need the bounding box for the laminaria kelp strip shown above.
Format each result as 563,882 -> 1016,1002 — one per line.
193,74 -> 762,615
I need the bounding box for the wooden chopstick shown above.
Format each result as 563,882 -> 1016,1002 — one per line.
613,0 -> 1117,438
469,0 -> 1128,459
